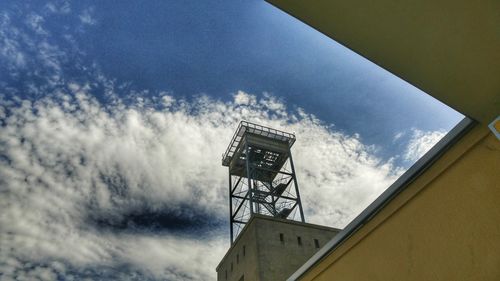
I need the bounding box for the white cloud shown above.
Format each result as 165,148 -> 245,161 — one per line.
161,94 -> 175,107
0,90 -> 404,280
233,90 -> 256,105
260,92 -> 286,113
403,128 -> 446,162
0,13 -> 27,69
0,9 -> 72,92
45,1 -> 71,15
26,13 -> 48,35
393,131 -> 405,141
0,4 -> 417,279
79,8 -> 97,26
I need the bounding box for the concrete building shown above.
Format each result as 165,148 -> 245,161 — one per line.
216,215 -> 339,281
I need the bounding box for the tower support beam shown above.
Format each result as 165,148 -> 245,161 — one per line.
223,121 -> 305,243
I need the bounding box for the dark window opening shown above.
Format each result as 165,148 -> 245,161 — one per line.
297,236 -> 302,246
314,238 -> 320,248
279,233 -> 284,243
243,245 -> 246,256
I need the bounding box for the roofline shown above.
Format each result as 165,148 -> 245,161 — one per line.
216,214 -> 341,271
287,116 -> 475,280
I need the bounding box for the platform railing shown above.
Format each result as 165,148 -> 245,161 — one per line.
222,121 -> 296,166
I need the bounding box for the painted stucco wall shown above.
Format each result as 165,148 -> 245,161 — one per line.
266,0 -> 500,125
298,126 -> 500,281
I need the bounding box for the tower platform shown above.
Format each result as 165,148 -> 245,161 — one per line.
222,121 -> 296,181
222,121 -> 305,243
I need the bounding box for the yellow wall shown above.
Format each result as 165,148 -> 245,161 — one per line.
299,126 -> 500,281
264,1 -> 500,280
266,0 -> 500,124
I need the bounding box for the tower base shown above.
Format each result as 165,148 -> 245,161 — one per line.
216,215 -> 340,281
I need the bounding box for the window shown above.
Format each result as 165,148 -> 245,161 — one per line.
279,233 -> 284,243
243,245 -> 246,256
314,239 -> 320,248
297,236 -> 302,246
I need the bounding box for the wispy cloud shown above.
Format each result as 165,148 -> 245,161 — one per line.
403,128 -> 446,162
393,131 -> 405,142
79,7 -> 96,25
45,1 -> 71,15
25,13 -> 48,35
0,89 -> 406,280
0,1 -> 96,97
0,13 -> 27,70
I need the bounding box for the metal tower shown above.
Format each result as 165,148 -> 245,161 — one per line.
222,121 -> 305,243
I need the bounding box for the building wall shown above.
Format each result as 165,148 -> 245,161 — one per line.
297,126 -> 500,281
216,215 -> 339,281
217,220 -> 260,281
266,0 -> 500,125
255,216 -> 339,281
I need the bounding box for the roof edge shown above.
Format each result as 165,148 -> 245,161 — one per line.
287,117 -> 476,280
216,214 -> 340,271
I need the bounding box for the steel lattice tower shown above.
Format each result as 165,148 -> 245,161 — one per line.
222,121 -> 305,243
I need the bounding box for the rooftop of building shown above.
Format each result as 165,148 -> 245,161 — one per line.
216,214 -> 341,271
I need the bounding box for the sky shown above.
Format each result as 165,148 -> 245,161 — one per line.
0,0 -> 464,280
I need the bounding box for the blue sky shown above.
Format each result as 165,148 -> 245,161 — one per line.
0,0 -> 463,280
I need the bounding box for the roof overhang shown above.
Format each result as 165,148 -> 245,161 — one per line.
266,0 -> 499,124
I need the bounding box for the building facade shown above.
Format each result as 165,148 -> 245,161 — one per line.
216,215 -> 339,281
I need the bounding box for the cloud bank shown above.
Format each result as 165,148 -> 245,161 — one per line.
0,2 -> 450,280
0,89 -> 414,280
403,129 -> 446,162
